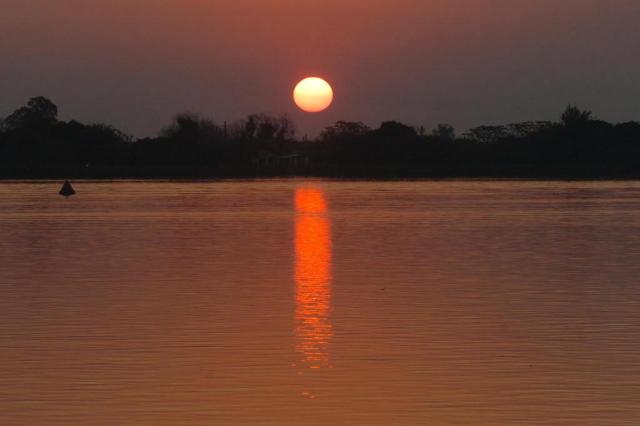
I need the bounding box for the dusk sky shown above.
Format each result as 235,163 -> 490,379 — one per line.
1,0 -> 639,137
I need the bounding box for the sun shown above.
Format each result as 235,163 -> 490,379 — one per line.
293,77 -> 334,113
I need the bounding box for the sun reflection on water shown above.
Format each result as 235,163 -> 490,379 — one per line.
294,188 -> 333,370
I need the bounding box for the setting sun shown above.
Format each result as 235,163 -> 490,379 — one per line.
293,77 -> 334,113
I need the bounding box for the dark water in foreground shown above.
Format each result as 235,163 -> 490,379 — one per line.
1,180 -> 640,425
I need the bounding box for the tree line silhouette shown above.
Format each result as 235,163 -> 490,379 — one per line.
1,97 -> 639,178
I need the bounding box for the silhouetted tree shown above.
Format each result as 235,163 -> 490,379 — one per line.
562,105 -> 592,127
4,97 -> 58,131
231,114 -> 295,142
431,124 -> 456,141
321,121 -> 370,142
1,98 -> 639,178
87,123 -> 131,144
465,125 -> 510,143
374,121 -> 418,140
154,113 -> 225,164
512,121 -> 553,137
615,121 -> 640,141
161,113 -> 220,142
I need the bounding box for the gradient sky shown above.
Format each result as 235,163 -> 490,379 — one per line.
1,0 -> 639,137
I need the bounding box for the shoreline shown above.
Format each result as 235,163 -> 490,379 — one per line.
1,164 -> 639,181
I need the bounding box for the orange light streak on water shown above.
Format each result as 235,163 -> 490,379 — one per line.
294,188 -> 333,369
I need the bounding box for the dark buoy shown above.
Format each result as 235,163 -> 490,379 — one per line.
59,180 -> 76,197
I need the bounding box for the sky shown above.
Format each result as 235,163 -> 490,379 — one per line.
1,0 -> 639,137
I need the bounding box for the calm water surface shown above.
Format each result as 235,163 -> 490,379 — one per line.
1,180 -> 640,425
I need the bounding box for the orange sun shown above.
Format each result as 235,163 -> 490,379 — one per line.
293,77 -> 334,113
